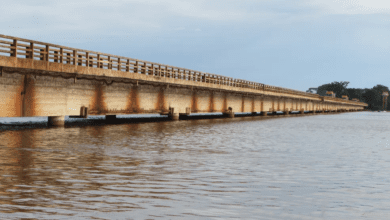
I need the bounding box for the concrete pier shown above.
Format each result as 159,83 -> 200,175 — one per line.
169,113 -> 180,121
224,112 -> 235,118
48,116 -> 65,127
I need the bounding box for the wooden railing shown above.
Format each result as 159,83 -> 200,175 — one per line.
0,34 -> 366,106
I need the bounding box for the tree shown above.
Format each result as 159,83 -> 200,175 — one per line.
317,81 -> 350,98
346,88 -> 366,101
362,90 -> 378,110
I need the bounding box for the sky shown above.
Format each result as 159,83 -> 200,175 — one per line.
2,0 -> 390,91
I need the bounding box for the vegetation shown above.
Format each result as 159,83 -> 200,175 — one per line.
316,81 -> 389,111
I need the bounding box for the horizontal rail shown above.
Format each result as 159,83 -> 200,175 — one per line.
0,34 -> 367,106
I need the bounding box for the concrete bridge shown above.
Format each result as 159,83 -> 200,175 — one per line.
0,35 -> 367,126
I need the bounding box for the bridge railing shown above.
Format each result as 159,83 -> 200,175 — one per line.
0,34 -> 366,106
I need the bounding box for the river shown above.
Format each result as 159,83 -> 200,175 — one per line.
0,112 -> 389,219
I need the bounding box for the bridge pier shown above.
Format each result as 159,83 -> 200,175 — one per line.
261,111 -> 268,116
169,113 -> 180,120
48,116 -> 65,127
224,112 -> 235,118
223,107 -> 235,118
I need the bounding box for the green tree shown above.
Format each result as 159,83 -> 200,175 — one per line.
346,88 -> 366,101
362,90 -> 378,110
317,81 -> 350,98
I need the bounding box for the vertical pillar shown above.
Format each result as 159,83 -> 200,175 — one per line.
169,107 -> 180,121
11,39 -> 17,57
80,106 -> 88,118
59,48 -> 63,64
48,116 -> 65,127
45,45 -> 49,61
73,50 -> 77,65
97,54 -> 101,68
224,107 -> 235,118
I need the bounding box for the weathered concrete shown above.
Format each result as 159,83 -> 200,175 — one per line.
0,34 -> 367,126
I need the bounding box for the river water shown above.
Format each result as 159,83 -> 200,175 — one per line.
0,112 -> 389,219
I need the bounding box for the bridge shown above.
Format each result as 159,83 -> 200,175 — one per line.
0,34 -> 367,126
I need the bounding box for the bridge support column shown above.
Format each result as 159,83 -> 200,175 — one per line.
225,112 -> 235,118
223,107 -> 235,118
283,109 -> 289,115
169,113 -> 180,120
261,111 -> 267,116
168,107 -> 180,120
300,109 -> 304,114
48,116 -> 65,127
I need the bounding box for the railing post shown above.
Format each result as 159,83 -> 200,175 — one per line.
118,58 -> 121,71
45,45 -> 49,61
159,65 -> 161,77
86,52 -> 89,67
66,53 -> 70,64
126,59 -> 130,72
59,48 -> 63,63
73,50 -> 77,65
11,39 -> 17,57
151,64 -> 155,76
108,56 -> 111,69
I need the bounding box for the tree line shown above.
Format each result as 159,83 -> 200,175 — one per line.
316,81 -> 389,110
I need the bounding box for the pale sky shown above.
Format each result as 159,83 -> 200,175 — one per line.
2,0 -> 390,91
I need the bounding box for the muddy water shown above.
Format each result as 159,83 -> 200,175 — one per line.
0,112 -> 389,219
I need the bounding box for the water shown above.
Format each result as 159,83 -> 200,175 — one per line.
0,112 -> 389,219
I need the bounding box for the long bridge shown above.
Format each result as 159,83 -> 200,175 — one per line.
0,34 -> 367,126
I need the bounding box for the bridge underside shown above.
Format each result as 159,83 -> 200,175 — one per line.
0,69 -> 364,125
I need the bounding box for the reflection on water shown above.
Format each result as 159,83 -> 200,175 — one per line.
0,112 -> 390,219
